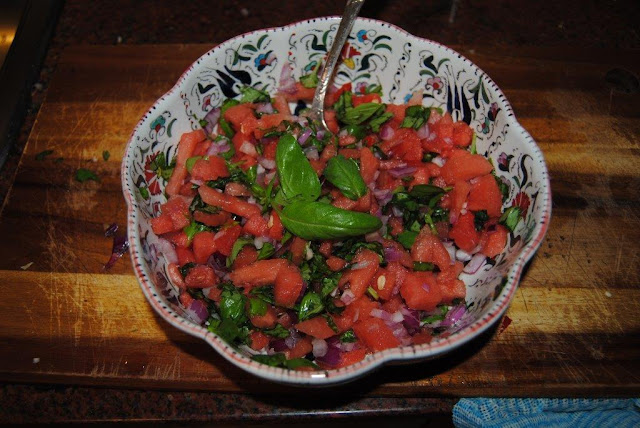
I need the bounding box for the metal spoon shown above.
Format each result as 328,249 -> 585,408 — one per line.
307,0 -> 365,133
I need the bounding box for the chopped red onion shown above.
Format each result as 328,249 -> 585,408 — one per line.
278,64 -> 296,94
255,102 -> 274,114
440,305 -> 466,328
156,238 -> 177,264
463,253 -> 486,274
432,156 -> 445,167
389,166 -> 417,178
421,282 -> 431,293
315,345 -> 341,367
400,307 -> 420,332
373,189 -> 392,206
316,129 -> 326,141
392,311 -> 404,323
206,139 -> 230,156
392,206 -> 403,218
257,156 -> 276,170
416,123 -> 430,139
383,245 -> 403,263
380,124 -> 395,141
239,141 -> 258,156
190,178 -> 204,186
298,128 -> 313,145
443,137 -> 452,145
104,230 -> 129,270
104,223 -> 118,237
284,331 -> 300,349
185,299 -> 209,325
312,338 -> 328,358
340,289 -> 355,305
456,248 -> 472,262
443,241 -> 456,264
203,107 -> 221,135
303,146 -> 319,160
271,339 -> 289,352
370,308 -> 392,322
365,231 -> 383,243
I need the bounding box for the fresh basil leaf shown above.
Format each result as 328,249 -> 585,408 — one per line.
35,150 -> 54,161
249,286 -> 275,305
396,231 -> 418,249
332,238 -> 383,262
218,117 -> 235,137
285,358 -> 319,370
345,124 -> 366,140
431,207 -> 449,223
323,313 -> 339,333
208,318 -> 249,344
257,242 -> 276,260
227,237 -> 254,268
341,102 -> 385,125
368,111 -> 393,132
298,292 -> 324,321
324,155 -> 367,201
239,86 -> 271,103
248,297 -> 268,317
276,134 -> 321,203
400,105 -> 431,130
262,323 -> 290,338
499,206 -> 521,232
413,261 -> 435,271
421,306 -> 449,324
300,66 -> 319,88
474,210 -> 490,231
279,201 -> 382,240
186,156 -> 204,173
183,220 -> 213,241
409,184 -> 446,200
324,297 -> 345,315
189,194 -> 221,214
252,353 -> 287,367
221,98 -> 240,113
339,329 -> 357,343
75,168 -> 99,183
219,287 -> 248,324
320,273 -> 341,297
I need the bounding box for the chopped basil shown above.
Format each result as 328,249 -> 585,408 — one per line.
397,230 -> 419,249
400,105 -> 431,130
323,313 -> 339,333
413,261 -> 435,271
239,86 -> 271,103
75,168 -> 99,182
179,262 -> 197,278
257,242 -> 276,260
35,150 -> 54,161
252,353 -> 319,370
249,286 -> 276,305
262,324 -> 290,338
367,286 -> 379,300
474,210 -> 490,231
186,155 -> 204,173
324,155 -> 367,200
500,206 -> 521,232
298,292 -> 324,321
339,329 -> 357,343
189,194 -> 221,215
421,306 -> 449,324
248,297 -> 268,317
227,237 -> 254,268
219,287 -> 248,325
183,220 -> 213,241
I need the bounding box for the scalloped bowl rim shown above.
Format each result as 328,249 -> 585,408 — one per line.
121,16 -> 551,386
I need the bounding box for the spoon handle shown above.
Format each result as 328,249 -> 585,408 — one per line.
309,0 -> 365,124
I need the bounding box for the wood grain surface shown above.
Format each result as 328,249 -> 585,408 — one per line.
0,44 -> 638,396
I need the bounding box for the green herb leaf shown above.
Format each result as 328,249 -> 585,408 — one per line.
208,318 -> 249,344
300,63 -> 320,88
413,261 -> 435,271
368,111 -> 393,132
239,86 -> 271,103
218,117 -> 235,137
189,194 -> 221,214
276,134 -> 321,203
320,273 -> 341,297
221,99 -> 240,113
340,329 -> 357,343
332,239 -> 384,262
367,286 -> 379,300
219,287 -> 248,325
227,237 -> 254,268
298,292 -> 324,321
421,306 -> 449,324
262,323 -> 290,338
252,353 -> 287,367
183,221 -> 213,241
249,286 -> 275,305
179,262 -> 197,278
408,184 -> 446,201
248,297 -> 268,317
280,201 -> 382,240
323,313 -> 340,333
474,210 -> 490,231
400,105 -> 431,130
324,155 -> 367,200
35,150 -> 54,161
186,156 -> 204,173
285,358 -> 319,370
257,242 -> 276,260
102,150 -> 110,161
341,102 -> 385,125
396,230 -> 419,249
499,206 -> 521,232
75,168 -> 99,182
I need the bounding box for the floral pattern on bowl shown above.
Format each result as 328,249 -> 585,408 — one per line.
122,17 -> 551,385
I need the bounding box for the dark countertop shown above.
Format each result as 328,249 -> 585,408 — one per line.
0,0 -> 638,425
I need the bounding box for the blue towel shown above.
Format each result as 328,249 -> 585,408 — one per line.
453,398 -> 640,428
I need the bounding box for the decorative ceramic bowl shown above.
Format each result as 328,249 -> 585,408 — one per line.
122,17 -> 551,385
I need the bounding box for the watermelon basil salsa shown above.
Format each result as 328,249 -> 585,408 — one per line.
149,78 -> 510,371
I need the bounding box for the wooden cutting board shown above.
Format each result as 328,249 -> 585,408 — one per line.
0,44 -> 638,396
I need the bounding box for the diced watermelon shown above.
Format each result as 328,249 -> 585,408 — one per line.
233,245 -> 258,270
290,237 -> 307,266
371,267 -> 396,301
249,331 -> 270,351
213,224 -> 242,256
410,226 -> 451,271
353,318 -> 400,352
267,211 -> 284,241
175,246 -> 196,265
229,259 -> 288,287
184,265 -> 217,288
334,348 -> 367,368
440,150 -> 493,184
285,336 -> 313,360
400,271 -> 442,311
198,185 -> 261,218
481,225 -> 508,258
192,231 -> 217,264
243,215 -> 268,237
467,174 -> 503,218
166,129 -> 206,196
193,210 -> 231,227
338,249 -> 380,298
249,304 -> 278,328
360,147 -> 380,185
449,212 -> 481,253
452,121 -> 473,147
190,156 -> 229,182
274,263 -> 304,308
295,316 -> 335,340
